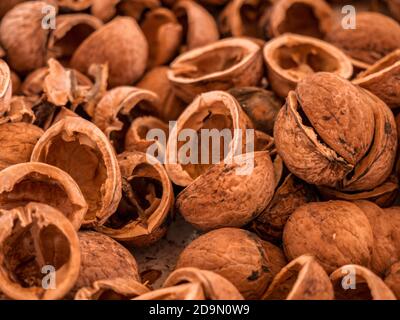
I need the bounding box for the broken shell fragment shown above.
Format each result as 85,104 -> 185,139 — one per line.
0,202 -> 80,300
30,116 -> 122,227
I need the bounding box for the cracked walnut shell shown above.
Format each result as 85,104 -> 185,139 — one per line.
0,202 -> 80,300
30,116 -> 121,227
176,227 -> 286,299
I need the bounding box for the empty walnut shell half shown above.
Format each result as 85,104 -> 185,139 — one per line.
0,202 -> 80,300
0,162 -> 88,230
165,90 -> 252,186
67,231 -> 140,299
176,151 -> 275,230
267,0 -> 333,39
124,116 -> 169,154
0,59 -> 12,116
354,201 -> 400,276
263,255 -> 333,300
0,1 -> 58,73
91,0 -> 160,22
162,267 -> 244,300
228,87 -> 282,135
263,34 -> 353,97
47,14 -> 103,63
0,122 -> 43,170
56,0 -> 92,11
75,278 -> 150,300
353,50 -> 400,109
97,151 -> 174,247
93,86 -> 161,154
330,265 -> 396,300
31,116 -> 122,227
168,38 -> 263,103
71,17 -> 148,87
274,72 -> 397,191
141,8 -> 182,68
326,12 -> 400,67
252,173 -> 317,242
385,262 -> 400,300
219,0 -> 270,38
176,228 -> 286,299
137,66 -> 186,121
173,0 -> 219,51
283,201 -> 374,273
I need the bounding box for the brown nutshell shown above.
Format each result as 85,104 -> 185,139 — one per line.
384,262 -> 400,300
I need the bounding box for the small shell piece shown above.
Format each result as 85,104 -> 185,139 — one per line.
93,86 -> 160,154
263,34 -> 353,97
0,122 -> 43,171
385,262 -> 400,299
165,90 -> 252,186
0,1 -> 58,73
263,255 -> 333,300
67,231 -> 140,298
283,201 -> 374,273
168,38 -> 263,103
97,151 -> 174,247
267,0 -> 333,39
0,162 -> 88,230
0,60 -> 12,116
173,0 -> 219,51
325,12 -> 400,66
71,17 -> 148,87
353,50 -> 400,109
141,8 -> 182,68
330,265 -> 396,300
176,151 -> 275,230
176,228 -> 286,299
0,202 -> 81,300
75,278 -> 150,300
31,116 -> 121,227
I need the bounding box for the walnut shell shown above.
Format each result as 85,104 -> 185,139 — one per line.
134,283 -> 205,300
0,96 -> 35,124
137,66 -> 186,121
0,0 -> 26,18
71,17 -> 148,87
0,162 -> 88,230
353,50 -> 400,109
67,231 -> 140,299
176,151 -> 275,230
355,202 -> 400,276
168,38 -> 263,103
0,122 -> 43,170
0,1 -> 58,73
93,86 -> 160,154
97,151 -> 174,247
263,34 -> 353,97
56,0 -> 92,11
173,0 -> 219,51
165,90 -> 252,186
325,12 -> 400,66
124,116 -> 169,154
47,14 -> 103,63
75,278 -> 150,300
31,116 -> 122,227
384,262 -> 400,299
228,87 -> 282,135
140,268 -> 243,300
176,228 -> 286,299
141,8 -> 182,68
91,0 -> 160,22
267,0 -> 333,39
0,59 -> 12,116
0,202 -> 80,300
330,265 -> 396,300
388,0 -> 400,21
283,201 -> 374,273
252,173 -> 317,242
263,255 -> 333,300
219,0 -> 271,38
274,73 -> 397,191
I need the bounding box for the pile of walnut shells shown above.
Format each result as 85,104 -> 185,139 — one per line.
0,0 -> 399,301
